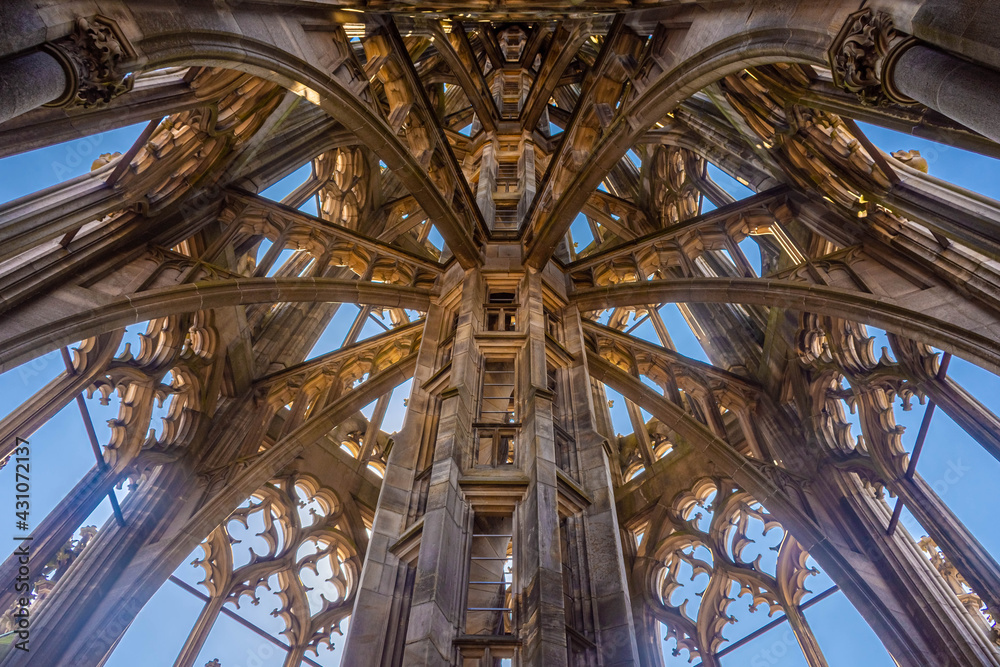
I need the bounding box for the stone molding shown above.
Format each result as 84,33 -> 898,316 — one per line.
41,15 -> 134,110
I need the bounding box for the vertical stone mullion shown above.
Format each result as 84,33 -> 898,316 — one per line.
173,595 -> 226,667
519,270 -> 568,666
624,398 -> 655,469
562,305 -> 641,665
784,606 -> 829,667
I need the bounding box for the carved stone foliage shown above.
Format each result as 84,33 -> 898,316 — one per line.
259,323 -> 422,412
796,313 -> 923,474
646,478 -> 818,666
43,16 -> 135,109
828,10 -> 916,107
717,66 -> 893,214
0,330 -> 122,467
570,193 -> 792,290
193,474 -> 361,655
85,311 -> 221,479
920,538 -> 1000,647
316,147 -> 371,230
648,146 -> 701,227
123,70 -> 284,215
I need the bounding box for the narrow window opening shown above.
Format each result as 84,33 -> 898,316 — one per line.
486,290 -> 518,332
475,358 -> 518,467
466,514 -> 514,636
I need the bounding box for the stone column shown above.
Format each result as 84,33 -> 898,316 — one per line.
0,50 -> 68,124
477,141 -> 497,228
0,16 -> 133,126
830,9 -> 1000,144
519,269 -> 569,666
399,271 -> 480,665
173,597 -> 226,667
562,306 -> 642,665
891,45 -> 1000,144
517,136 -> 536,225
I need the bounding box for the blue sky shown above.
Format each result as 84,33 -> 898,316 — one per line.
1,116 -> 998,666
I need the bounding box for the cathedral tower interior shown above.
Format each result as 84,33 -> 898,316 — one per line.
1,1 -> 1000,665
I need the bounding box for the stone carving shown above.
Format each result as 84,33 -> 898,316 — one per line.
891,149 -> 929,173
43,16 -> 134,109
829,10 -> 916,107
648,478 -> 819,665
91,152 -> 122,171
191,475 -> 360,656
920,538 -> 1000,646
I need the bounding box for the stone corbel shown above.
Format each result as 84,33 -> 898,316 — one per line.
41,16 -> 135,110
829,9 -> 919,107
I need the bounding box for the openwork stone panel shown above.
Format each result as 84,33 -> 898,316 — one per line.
645,478 -> 818,665
193,474 -> 361,654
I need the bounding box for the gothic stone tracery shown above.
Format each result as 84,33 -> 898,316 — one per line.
1,2 -> 1000,666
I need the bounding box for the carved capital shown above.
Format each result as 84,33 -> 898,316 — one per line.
829,10 -> 917,107
42,16 -> 135,110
